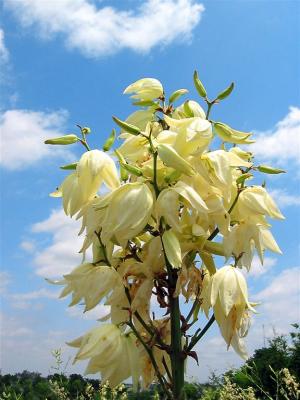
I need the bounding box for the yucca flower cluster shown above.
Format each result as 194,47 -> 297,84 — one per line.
45,73 -> 284,399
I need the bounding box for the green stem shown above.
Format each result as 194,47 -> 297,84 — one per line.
153,151 -> 160,198
94,231 -> 111,266
206,102 -> 213,119
169,294 -> 185,399
160,233 -> 185,400
79,138 -> 91,151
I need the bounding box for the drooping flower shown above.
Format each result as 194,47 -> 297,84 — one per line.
211,265 -> 255,359
97,182 -> 154,246
68,324 -> 141,388
56,263 -> 122,312
58,150 -> 119,216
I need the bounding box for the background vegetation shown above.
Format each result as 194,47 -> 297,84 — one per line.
1,324 -> 299,399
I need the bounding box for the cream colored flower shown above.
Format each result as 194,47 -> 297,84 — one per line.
58,150 -> 119,216
211,265 -> 255,358
97,182 -> 154,246
238,186 -> 284,220
69,324 -> 140,388
223,222 -> 282,269
57,263 -> 122,312
124,78 -> 163,101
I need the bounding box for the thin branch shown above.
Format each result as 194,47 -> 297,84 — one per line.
186,315 -> 215,352
94,231 -> 111,266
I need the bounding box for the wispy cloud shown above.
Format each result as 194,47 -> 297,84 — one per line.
8,288 -> 59,310
4,0 -> 204,58
251,106 -> 300,166
31,209 -> 83,278
0,28 -> 9,63
66,304 -> 110,321
0,109 -> 73,170
269,188 -> 300,208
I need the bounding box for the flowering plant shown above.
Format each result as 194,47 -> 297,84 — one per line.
45,72 -> 284,399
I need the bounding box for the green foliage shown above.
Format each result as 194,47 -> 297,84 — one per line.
1,325 -> 299,399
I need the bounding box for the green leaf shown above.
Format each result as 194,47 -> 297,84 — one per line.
193,70 -> 207,98
112,116 -> 140,135
168,88 -> 189,104
216,82 -> 234,100
44,134 -> 79,145
60,162 -> 78,170
102,129 -> 116,152
257,165 -> 286,174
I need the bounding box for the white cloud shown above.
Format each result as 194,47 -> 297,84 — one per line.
251,106 -> 300,166
4,0 -> 204,58
9,288 -> 59,310
20,240 -> 36,253
245,255 -> 277,278
0,271 -> 10,295
269,188 -> 300,208
0,28 -> 9,63
0,109 -> 73,170
66,304 -> 110,320
31,209 -> 83,277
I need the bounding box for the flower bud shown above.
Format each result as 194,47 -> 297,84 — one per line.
102,129 -> 116,152
257,165 -> 286,174
113,116 -> 140,135
45,134 -> 78,145
216,82 -> 234,100
193,70 -> 207,98
60,162 -> 78,170
168,88 -> 188,104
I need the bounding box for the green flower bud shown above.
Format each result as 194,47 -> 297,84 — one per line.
183,100 -> 194,117
44,134 -> 79,145
216,82 -> 234,100
120,162 -> 143,177
103,129 -> 116,152
112,116 -> 140,135
168,89 -> 189,104
120,165 -> 129,181
257,165 -> 286,174
132,100 -> 156,107
236,173 -> 253,185
193,70 -> 207,98
81,127 -> 91,135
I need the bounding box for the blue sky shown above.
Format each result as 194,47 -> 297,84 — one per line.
0,0 -> 299,382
